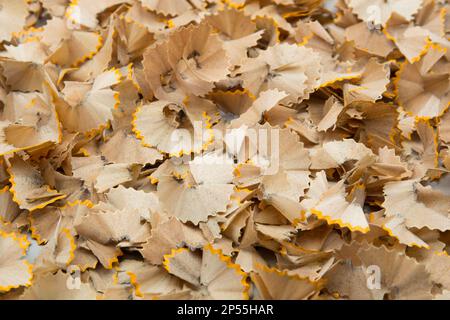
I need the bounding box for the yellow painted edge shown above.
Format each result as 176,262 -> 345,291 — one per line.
105,249 -> 123,270
126,271 -> 143,298
71,33 -> 104,68
310,208 -> 370,233
204,244 -> 250,300
0,230 -> 33,292
381,224 -> 430,249
61,228 -> 77,266
255,263 -> 324,290
162,247 -> 188,273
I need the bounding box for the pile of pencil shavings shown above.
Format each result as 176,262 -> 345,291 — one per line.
0,0 -> 450,300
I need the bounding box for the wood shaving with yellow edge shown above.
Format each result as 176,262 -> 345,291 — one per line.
0,0 -> 449,301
